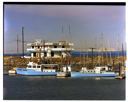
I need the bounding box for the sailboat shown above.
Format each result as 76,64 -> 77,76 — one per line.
71,35 -> 116,78
71,50 -> 116,77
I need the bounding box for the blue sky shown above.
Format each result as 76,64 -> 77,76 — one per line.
4,4 -> 125,53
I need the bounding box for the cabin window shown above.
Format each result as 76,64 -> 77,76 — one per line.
28,66 -> 31,68
33,66 -> 36,68
37,66 -> 40,68
103,68 -> 105,70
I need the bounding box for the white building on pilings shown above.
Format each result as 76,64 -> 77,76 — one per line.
26,39 -> 74,59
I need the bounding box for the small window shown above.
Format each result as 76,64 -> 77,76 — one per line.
54,45 -> 57,48
33,66 -> 36,68
62,45 -> 65,48
44,52 -> 47,57
32,46 -> 34,48
33,52 -> 36,57
28,66 -> 31,68
51,51 -> 54,57
38,46 -> 40,49
37,66 -> 40,68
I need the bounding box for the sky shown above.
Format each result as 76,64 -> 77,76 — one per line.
4,4 -> 126,53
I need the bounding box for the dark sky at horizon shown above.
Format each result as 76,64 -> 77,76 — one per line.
4,4 -> 126,53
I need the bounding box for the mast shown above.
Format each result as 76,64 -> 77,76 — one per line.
122,43 -> 125,66
17,34 -> 19,55
43,40 -> 45,63
101,33 -> 104,66
22,27 -> 24,58
90,48 -> 95,68
38,42 -> 42,64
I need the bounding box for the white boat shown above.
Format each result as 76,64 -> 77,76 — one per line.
16,62 -> 59,76
8,69 -> 16,74
71,66 -> 116,77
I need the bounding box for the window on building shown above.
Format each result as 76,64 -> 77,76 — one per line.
54,45 -> 57,48
62,45 -> 65,48
37,66 -> 40,68
32,46 -> 34,48
33,52 -> 36,57
44,52 -> 47,57
51,51 -> 54,57
38,46 -> 40,49
33,66 -> 36,68
28,66 -> 31,68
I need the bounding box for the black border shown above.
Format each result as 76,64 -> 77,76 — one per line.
3,2 -> 126,5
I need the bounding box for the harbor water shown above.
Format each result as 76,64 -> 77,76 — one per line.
3,75 -> 125,100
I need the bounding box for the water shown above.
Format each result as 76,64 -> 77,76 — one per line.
3,75 -> 125,100
4,50 -> 126,57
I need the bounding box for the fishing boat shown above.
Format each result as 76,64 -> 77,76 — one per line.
71,66 -> 116,77
16,62 -> 59,76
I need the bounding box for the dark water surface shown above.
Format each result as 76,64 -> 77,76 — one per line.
3,75 -> 125,100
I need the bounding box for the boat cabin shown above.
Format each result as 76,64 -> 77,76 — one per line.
26,62 -> 59,72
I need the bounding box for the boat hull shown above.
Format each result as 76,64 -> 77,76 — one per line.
71,72 -> 116,77
16,68 -> 57,76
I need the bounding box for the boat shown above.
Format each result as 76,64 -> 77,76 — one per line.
71,66 -> 116,77
8,67 -> 16,74
115,76 -> 125,79
56,65 -> 71,77
16,62 -> 59,76
8,69 -> 16,74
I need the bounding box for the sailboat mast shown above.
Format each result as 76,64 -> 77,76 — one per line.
17,34 -> 19,55
90,48 -> 95,68
22,27 -> 24,58
43,40 -> 45,63
122,43 -> 125,66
